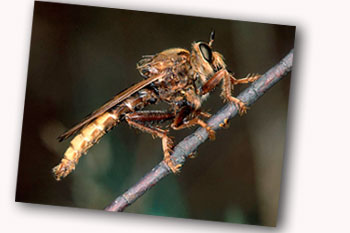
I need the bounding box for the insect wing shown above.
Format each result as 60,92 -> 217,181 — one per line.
57,72 -> 166,141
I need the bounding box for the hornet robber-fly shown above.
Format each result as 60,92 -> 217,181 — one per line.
52,31 -> 260,181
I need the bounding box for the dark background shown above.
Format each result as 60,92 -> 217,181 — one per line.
15,1 -> 295,227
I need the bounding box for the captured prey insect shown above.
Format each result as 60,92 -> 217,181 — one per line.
52,31 -> 261,181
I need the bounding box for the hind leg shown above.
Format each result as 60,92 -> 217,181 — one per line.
124,111 -> 181,173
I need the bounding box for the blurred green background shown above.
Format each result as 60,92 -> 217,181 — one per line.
15,1 -> 295,227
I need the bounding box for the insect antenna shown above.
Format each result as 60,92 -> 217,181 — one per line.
209,29 -> 215,47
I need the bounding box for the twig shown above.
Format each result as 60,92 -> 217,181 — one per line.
104,49 -> 294,212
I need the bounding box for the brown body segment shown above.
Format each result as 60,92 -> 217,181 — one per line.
53,89 -> 157,180
53,111 -> 119,180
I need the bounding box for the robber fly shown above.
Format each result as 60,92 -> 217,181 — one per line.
52,31 -> 260,180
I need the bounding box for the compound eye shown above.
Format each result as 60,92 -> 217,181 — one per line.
199,43 -> 212,62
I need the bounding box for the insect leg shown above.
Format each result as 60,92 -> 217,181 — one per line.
171,106 -> 215,140
202,69 -> 251,115
196,110 -> 211,118
201,69 -> 226,95
222,71 -> 249,115
231,73 -> 261,85
126,110 -> 174,124
124,112 -> 181,173
172,117 -> 216,140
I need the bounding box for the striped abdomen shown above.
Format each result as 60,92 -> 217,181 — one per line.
52,88 -> 156,181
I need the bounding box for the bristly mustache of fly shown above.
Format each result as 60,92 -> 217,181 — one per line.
52,31 -> 261,180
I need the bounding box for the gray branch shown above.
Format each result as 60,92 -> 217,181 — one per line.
104,49 -> 294,212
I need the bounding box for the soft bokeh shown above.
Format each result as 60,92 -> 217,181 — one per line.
15,2 -> 295,227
